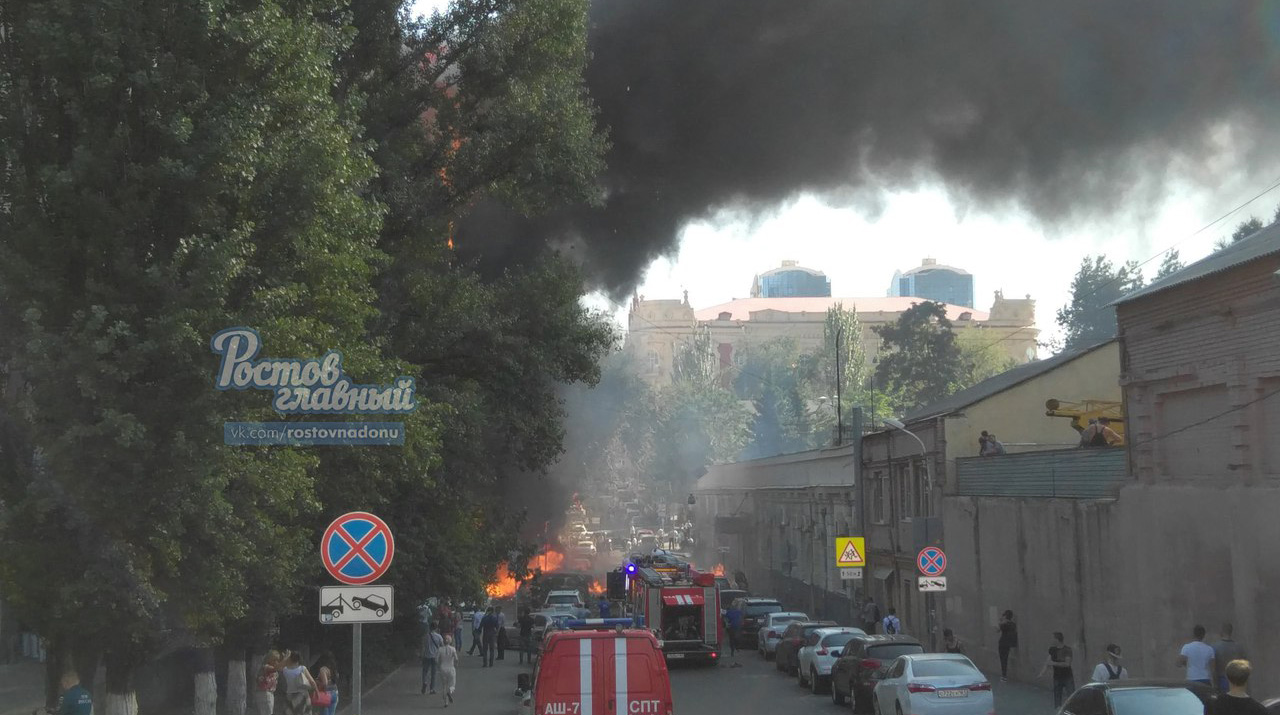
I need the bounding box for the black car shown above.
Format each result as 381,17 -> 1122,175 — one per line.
773,620 -> 837,675
829,634 -> 924,712
1056,679 -> 1217,715
728,597 -> 783,647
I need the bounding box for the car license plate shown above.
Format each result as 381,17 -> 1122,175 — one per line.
937,689 -> 969,698
666,653 -> 684,660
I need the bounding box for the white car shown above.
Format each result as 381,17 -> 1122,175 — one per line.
796,627 -> 866,693
573,540 -> 597,555
543,590 -> 586,614
873,654 -> 993,715
756,611 -> 808,658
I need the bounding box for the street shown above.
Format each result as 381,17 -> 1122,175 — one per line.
362,648 -> 1059,715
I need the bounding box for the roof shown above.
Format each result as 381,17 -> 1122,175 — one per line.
757,264 -> 827,278
1114,222 -> 1280,305
695,442 -> 857,491
901,263 -> 971,277
899,339 -> 1116,423
695,296 -> 988,322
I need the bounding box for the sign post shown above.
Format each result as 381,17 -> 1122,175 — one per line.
916,546 -> 947,653
834,537 -> 866,568
321,512 -> 396,715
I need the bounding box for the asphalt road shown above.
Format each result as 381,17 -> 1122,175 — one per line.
361,646 -> 1056,715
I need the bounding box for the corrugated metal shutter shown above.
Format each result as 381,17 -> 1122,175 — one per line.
955,448 -> 1127,498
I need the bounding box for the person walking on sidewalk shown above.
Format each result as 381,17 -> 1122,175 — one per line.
281,651 -> 319,715
421,621 -> 444,694
860,597 -> 881,634
496,606 -> 508,661
942,629 -> 964,654
55,669 -> 93,715
997,610 -> 1018,681
1090,643 -> 1128,682
438,635 -> 460,707
1038,631 -> 1075,709
881,608 -> 901,635
469,607 -> 483,656
310,651 -> 339,715
517,608 -> 535,665
1212,623 -> 1246,692
725,601 -> 744,658
256,650 -> 284,715
1217,659 -> 1269,715
480,606 -> 501,667
1178,624 -> 1216,686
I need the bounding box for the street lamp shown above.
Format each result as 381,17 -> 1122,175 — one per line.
883,417 -> 931,494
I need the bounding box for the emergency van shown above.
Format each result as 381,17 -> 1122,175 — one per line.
525,619 -> 674,715
627,561 -> 720,664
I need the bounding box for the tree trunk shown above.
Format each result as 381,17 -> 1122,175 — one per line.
104,652 -> 139,715
43,637 -> 68,710
193,647 -> 217,715
226,650 -> 248,715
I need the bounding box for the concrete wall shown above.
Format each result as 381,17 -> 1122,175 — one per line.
941,483 -> 1280,695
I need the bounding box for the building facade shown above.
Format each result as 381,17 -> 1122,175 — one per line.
626,291 -> 1038,386
889,258 -> 975,308
750,260 -> 832,298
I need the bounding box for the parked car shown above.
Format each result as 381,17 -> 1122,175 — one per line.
774,620 -> 838,675
831,634 -> 926,711
796,627 -> 865,694
1055,679 -> 1218,715
728,597 -> 784,647
872,654 -> 992,715
350,594 -> 388,617
544,590 -> 586,614
718,589 -> 748,618
756,611 -> 808,659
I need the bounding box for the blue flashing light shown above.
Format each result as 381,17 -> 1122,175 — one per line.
625,563 -> 637,574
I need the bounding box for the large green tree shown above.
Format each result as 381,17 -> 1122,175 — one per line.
873,302 -> 966,412
1054,255 -> 1145,350
1155,249 -> 1185,279
0,1 -> 400,713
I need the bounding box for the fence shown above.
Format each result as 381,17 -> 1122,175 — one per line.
955,447 -> 1126,498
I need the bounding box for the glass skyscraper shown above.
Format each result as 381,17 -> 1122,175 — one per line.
751,261 -> 832,298
889,258 -> 974,308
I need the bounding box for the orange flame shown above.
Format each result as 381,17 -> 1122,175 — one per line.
537,548 -> 566,574
485,562 -> 520,599
713,563 -> 726,577
589,579 -> 606,596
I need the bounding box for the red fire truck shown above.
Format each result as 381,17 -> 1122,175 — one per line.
627,560 -> 720,664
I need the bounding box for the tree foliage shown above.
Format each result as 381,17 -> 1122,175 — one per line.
1054,255 -> 1145,351
1155,249 -> 1185,280
873,302 -> 966,412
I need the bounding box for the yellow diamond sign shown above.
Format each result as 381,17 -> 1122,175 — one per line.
834,536 -> 866,568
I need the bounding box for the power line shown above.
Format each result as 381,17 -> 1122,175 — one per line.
1126,386 -> 1280,451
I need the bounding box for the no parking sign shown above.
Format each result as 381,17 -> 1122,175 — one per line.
321,511 -> 395,585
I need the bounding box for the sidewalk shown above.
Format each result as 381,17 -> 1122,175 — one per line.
994,677 -> 1057,715
0,660 -> 46,715
361,649 -> 531,715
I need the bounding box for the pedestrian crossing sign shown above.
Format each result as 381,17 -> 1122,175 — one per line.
834,537 -> 866,568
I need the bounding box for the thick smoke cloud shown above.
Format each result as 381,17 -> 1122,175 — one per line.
460,1 -> 1280,295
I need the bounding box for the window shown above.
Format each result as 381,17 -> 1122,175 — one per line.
1060,687 -> 1107,715
912,459 -> 928,517
646,349 -> 660,373
893,463 -> 908,520
871,470 -> 885,524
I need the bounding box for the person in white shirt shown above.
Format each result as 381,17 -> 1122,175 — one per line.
1177,624 -> 1216,685
438,635 -> 460,707
1091,643 -> 1129,682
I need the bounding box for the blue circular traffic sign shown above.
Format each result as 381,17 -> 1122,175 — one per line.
917,546 -> 947,576
321,512 -> 395,585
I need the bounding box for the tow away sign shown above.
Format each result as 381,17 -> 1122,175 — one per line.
917,577 -> 947,592
320,585 -> 394,623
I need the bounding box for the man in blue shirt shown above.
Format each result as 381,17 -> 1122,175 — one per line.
725,603 -> 744,658
598,597 -> 611,618
57,671 -> 93,715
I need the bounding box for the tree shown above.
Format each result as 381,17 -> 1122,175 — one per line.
1054,255 -> 1145,351
873,302 -> 966,412
0,2 -> 394,714
1155,249 -> 1184,280
732,338 -> 816,457
812,304 -> 869,443
956,335 -> 1018,388
1214,207 -> 1280,252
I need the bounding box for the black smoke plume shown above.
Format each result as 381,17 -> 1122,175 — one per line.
459,1 -> 1280,295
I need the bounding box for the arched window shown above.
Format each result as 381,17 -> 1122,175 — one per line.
646,350 -> 660,373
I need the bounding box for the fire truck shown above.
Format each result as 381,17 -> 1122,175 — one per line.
625,557 -> 721,664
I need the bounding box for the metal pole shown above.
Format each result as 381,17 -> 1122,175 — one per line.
835,327 -> 844,445
353,623 -> 362,715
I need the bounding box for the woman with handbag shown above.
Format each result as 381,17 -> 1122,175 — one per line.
310,652 -> 339,715
255,650 -> 285,715
281,651 -> 319,715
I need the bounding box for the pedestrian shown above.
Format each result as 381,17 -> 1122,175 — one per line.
997,610 -> 1018,681
881,607 -> 901,635
452,603 -> 463,652
55,668 -> 93,715
255,650 -> 284,715
942,629 -> 964,654
517,608 -> 535,665
469,607 -> 483,656
438,634 -> 460,707
1217,659 -> 1269,715
725,601 -> 744,658
1178,624 -> 1216,685
481,606 -> 500,667
984,433 -> 1007,455
860,597 -> 881,635
280,650 -> 318,715
1079,417 -> 1120,448
1090,643 -> 1128,682
310,651 -> 339,715
496,606 -> 508,661
421,621 -> 444,695
598,596 -> 611,618
1212,623 -> 1247,692
1038,631 -> 1074,709
978,430 -> 990,453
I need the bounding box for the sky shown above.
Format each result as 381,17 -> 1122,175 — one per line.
410,0 -> 1280,352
